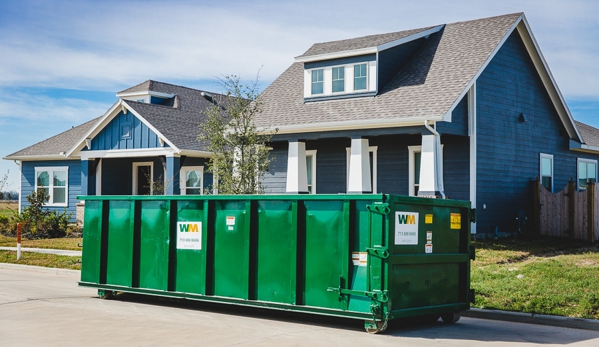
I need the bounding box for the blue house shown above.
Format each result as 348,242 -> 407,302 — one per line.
253,12 -> 599,235
3,81 -> 218,222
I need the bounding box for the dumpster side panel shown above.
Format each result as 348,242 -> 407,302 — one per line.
213,201 -> 250,299
139,200 -> 170,291
81,200 -> 103,284
348,200 -> 375,312
303,200 -> 348,310
255,200 -> 296,304
106,201 -> 134,287
174,200 -> 207,294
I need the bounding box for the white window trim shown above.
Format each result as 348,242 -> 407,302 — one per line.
345,146 -> 377,193
180,166 -> 204,195
577,158 -> 597,191
304,61 -> 377,98
34,166 -> 68,207
408,145 -> 444,197
132,162 -> 153,195
539,153 -> 554,193
96,159 -> 102,196
306,150 -> 317,194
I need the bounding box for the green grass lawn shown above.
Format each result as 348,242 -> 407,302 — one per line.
472,236 -> 599,320
0,201 -> 16,216
0,250 -> 81,270
0,234 -> 82,250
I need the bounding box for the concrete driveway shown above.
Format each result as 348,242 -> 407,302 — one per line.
1,264 -> 599,347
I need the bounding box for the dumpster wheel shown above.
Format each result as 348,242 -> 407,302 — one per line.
440,312 -> 461,324
98,289 -> 116,300
364,319 -> 387,334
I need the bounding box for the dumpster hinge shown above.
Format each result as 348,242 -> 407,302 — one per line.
327,287 -> 389,303
366,203 -> 390,215
366,246 -> 389,259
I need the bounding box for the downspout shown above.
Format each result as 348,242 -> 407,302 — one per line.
423,121 -> 446,199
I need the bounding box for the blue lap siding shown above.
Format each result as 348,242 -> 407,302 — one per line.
475,30 -> 599,234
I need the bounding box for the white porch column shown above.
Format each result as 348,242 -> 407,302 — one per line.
347,137 -> 372,194
286,140 -> 309,194
418,125 -> 445,198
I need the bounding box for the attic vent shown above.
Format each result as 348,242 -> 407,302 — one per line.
201,92 -> 213,101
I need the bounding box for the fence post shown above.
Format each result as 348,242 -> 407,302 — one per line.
532,179 -> 541,236
17,222 -> 22,260
589,182 -> 595,243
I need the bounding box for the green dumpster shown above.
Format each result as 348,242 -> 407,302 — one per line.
78,194 -> 474,333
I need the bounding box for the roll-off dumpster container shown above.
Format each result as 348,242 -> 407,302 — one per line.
79,194 -> 474,333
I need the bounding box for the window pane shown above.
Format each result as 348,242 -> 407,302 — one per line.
186,171 -> 202,188
414,152 -> 421,185
541,157 -> 552,177
54,171 -> 67,187
311,69 -> 323,94
306,155 -> 312,185
589,163 -> 596,181
186,188 -> 202,195
332,67 -> 344,93
53,187 -> 66,204
354,64 -> 367,90
37,171 -> 50,187
541,176 -> 552,190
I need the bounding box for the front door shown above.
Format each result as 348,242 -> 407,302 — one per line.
133,162 -> 153,195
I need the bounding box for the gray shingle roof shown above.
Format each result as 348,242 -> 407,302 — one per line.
4,116 -> 101,158
5,80 -> 223,158
298,26 -> 439,58
575,121 -> 599,147
255,13 -> 523,131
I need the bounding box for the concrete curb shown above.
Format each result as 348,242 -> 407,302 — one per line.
463,308 -> 599,331
0,247 -> 82,257
0,262 -> 80,277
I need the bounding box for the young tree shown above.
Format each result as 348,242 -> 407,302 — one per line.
0,170 -> 8,200
198,75 -> 277,194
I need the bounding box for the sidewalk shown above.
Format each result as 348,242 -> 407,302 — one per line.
0,246 -> 81,257
462,308 -> 599,331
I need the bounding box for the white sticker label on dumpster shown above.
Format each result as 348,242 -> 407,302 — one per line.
395,212 -> 419,245
177,222 -> 202,250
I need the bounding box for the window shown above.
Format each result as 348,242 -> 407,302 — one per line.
354,63 -> 368,90
133,162 -> 153,195
306,150 -> 317,194
332,67 -> 344,93
180,166 -> 204,195
540,153 -> 553,192
35,167 -> 68,206
345,146 -> 377,193
121,122 -> 132,139
578,158 -> 597,190
311,69 -> 324,95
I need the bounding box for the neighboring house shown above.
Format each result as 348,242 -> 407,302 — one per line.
3,81 -> 219,219
254,12 -> 599,235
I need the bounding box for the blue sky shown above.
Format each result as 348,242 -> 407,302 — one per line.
1,0 -> 598,190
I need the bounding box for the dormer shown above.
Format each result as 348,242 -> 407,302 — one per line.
296,24 -> 445,102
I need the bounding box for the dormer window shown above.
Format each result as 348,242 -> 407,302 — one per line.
304,59 -> 376,100
332,67 -> 345,93
311,69 -> 324,94
354,63 -> 368,90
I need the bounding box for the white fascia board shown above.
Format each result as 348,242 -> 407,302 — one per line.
65,100 -> 123,157
179,150 -> 212,158
295,25 -> 445,63
79,148 -> 177,160
570,144 -> 599,154
116,91 -> 175,99
263,116 -> 443,135
2,155 -> 76,161
376,24 -> 445,51
441,16 -> 523,123
516,18 -> 583,143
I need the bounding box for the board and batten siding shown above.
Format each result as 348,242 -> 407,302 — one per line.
20,160 -> 81,221
475,30 -> 599,235
89,111 -> 162,151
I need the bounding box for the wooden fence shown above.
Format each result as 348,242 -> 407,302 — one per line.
533,180 -> 598,242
